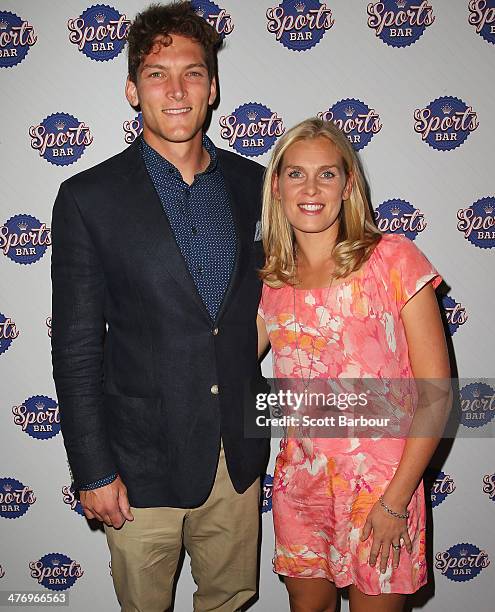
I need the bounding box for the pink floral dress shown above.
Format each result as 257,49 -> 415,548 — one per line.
258,234 -> 442,595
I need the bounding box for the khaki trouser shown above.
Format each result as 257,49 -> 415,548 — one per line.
105,446 -> 261,612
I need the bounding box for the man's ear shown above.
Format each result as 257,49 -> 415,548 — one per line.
208,76 -> 217,106
125,76 -> 139,108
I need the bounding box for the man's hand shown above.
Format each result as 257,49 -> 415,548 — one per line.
80,476 -> 134,528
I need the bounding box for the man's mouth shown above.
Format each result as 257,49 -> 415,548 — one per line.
162,107 -> 192,115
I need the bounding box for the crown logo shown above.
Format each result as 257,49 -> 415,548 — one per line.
247,110 -> 258,121
295,1 -> 306,13
35,401 -> 45,410
0,19 -> 8,30
3,484 -> 12,492
17,221 -> 28,231
54,120 -> 65,131
441,104 -> 452,115
195,7 -> 205,17
95,13 -> 105,24
51,558 -> 60,566
390,206 -> 401,216
484,204 -> 494,214
396,0 -> 407,8
459,549 -> 468,557
344,106 -> 355,117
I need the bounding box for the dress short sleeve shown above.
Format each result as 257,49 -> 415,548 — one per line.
380,234 -> 442,311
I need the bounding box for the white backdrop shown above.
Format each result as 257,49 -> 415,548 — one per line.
1,1 -> 494,610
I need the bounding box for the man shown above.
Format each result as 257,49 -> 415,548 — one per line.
51,3 -> 269,611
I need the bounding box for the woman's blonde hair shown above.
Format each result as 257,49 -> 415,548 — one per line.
260,117 -> 381,287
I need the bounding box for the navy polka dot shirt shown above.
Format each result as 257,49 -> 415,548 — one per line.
140,134 -> 236,320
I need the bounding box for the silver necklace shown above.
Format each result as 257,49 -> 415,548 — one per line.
293,275 -> 334,391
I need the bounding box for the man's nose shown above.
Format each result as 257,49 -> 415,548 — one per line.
167,76 -> 186,101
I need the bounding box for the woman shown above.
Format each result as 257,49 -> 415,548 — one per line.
257,118 -> 450,612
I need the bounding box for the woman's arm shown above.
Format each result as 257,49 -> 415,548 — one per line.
362,282 -> 451,571
257,314 -> 270,359
381,282 -> 451,508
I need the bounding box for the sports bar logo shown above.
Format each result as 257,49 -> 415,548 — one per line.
62,485 -> 85,517
262,474 -> 274,513
266,0 -> 334,51
0,214 -> 51,265
468,0 -> 495,45
0,565 -> 4,578
0,11 -> 37,68
318,98 -> 382,151
46,316 -> 52,338
426,469 -> 456,508
219,103 -> 285,157
367,0 -> 435,47
435,543 -> 490,582
191,0 -> 234,37
67,4 -> 129,61
30,554 -> 84,591
457,197 -> 495,249
374,199 -> 426,240
30,113 -> 93,166
12,395 -> 60,440
482,473 -> 495,502
0,312 -> 19,357
459,382 -> 495,428
442,295 -> 468,336
123,112 -> 143,144
414,96 -> 479,151
0,478 -> 36,519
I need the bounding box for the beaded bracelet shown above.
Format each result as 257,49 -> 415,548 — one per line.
379,495 -> 409,519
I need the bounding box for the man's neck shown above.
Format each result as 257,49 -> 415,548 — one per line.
142,130 -> 209,185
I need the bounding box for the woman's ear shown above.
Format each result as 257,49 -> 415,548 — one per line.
343,172 -> 353,200
272,173 -> 280,200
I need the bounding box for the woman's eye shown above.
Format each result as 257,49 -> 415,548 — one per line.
321,171 -> 335,179
288,170 -> 303,178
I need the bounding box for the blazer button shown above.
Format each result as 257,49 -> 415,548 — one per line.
212,327 -> 219,335
210,384 -> 219,395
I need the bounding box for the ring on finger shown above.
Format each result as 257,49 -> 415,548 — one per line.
392,543 -> 401,550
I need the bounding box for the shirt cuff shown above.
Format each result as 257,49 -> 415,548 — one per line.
78,473 -> 118,491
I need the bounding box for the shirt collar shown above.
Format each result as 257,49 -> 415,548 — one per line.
140,133 -> 218,178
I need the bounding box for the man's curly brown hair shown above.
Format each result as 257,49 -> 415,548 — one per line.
127,2 -> 222,83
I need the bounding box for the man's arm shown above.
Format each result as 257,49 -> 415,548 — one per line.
51,181 -> 132,527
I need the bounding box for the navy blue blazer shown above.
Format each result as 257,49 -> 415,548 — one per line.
51,139 -> 269,508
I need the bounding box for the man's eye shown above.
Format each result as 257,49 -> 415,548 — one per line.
187,71 -> 202,77
150,72 -> 162,78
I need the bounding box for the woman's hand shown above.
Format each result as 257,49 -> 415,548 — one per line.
360,499 -> 412,573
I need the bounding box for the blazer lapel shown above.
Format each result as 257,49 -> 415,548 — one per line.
214,165 -> 250,324
116,141 -> 212,322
